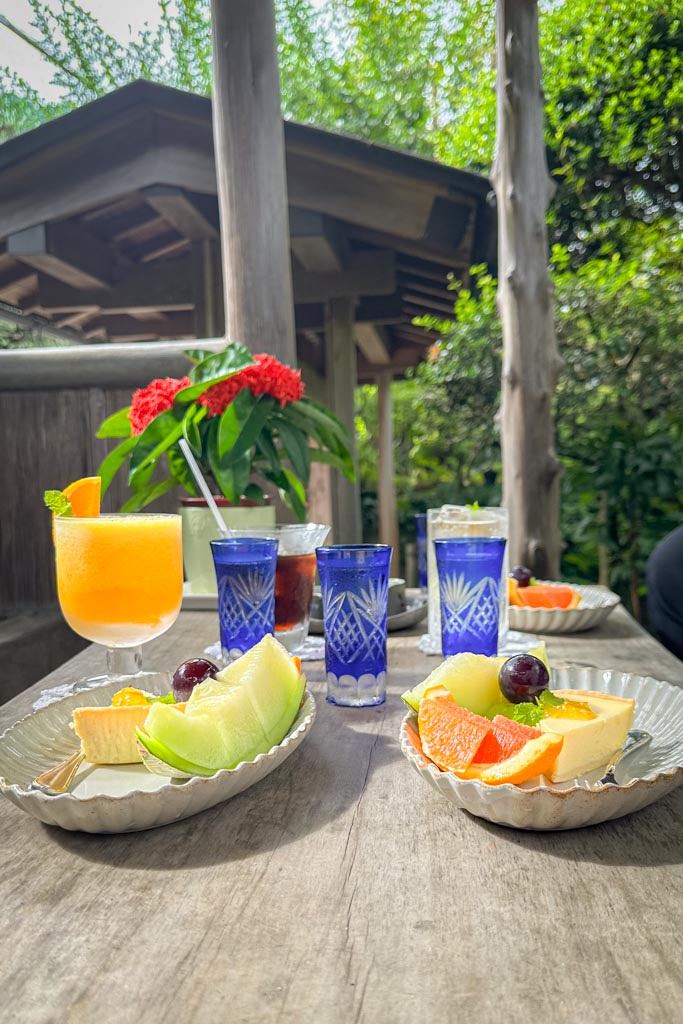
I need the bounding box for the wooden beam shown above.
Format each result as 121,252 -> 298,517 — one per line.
7,221 -> 123,289
287,151 -> 436,240
289,207 -> 348,272
324,296 -> 362,542
37,263 -> 193,314
142,185 -> 218,241
377,371 -> 399,574
295,291 -> 404,332
357,343 -> 423,380
210,0 -> 296,362
292,250 -> 395,303
344,222 -> 472,268
355,323 -> 392,366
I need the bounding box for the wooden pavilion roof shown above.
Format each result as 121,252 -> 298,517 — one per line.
0,80 -> 494,382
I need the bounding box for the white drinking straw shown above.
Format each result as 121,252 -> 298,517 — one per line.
178,438 -> 231,537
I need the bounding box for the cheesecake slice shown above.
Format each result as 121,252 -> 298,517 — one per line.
538,689 -> 635,783
73,702 -> 186,765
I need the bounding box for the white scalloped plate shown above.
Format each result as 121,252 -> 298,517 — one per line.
0,684 -> 316,834
400,666 -> 683,830
508,583 -> 620,634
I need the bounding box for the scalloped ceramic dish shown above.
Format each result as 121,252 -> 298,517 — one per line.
400,665 -> 683,830
508,583 -> 620,634
0,683 -> 316,834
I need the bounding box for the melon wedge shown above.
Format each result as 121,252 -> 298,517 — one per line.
137,635 -> 305,773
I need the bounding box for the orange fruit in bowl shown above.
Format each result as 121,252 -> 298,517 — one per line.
418,694 -> 492,772
461,733 -> 563,785
472,715 -> 541,764
63,476 -> 101,517
515,583 -> 578,609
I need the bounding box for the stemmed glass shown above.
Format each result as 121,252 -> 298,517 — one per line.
53,513 -> 183,688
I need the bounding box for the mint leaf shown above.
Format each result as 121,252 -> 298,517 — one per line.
465,500 -> 480,511
538,690 -> 565,710
43,490 -> 72,516
512,703 -> 544,726
151,691 -> 176,704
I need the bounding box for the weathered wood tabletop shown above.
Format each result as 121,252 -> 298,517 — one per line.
2,606 -> 682,1024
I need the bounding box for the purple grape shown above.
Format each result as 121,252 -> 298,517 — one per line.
499,654 -> 549,704
511,565 -> 533,588
172,658 -> 219,702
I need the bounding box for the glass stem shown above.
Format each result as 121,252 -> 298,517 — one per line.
106,646 -> 143,680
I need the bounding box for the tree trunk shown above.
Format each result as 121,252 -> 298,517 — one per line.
492,0 -> 562,578
210,0 -> 297,364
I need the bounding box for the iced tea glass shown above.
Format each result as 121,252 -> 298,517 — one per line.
229,524 -> 330,651
53,513 -> 183,681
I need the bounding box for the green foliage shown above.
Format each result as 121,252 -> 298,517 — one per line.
97,344 -> 355,520
357,228 -> 683,616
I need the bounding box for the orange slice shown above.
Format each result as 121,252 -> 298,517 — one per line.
460,733 -> 563,785
472,715 -> 541,764
418,694 -> 492,771
508,577 -> 523,606
63,476 -> 101,517
516,583 -> 578,609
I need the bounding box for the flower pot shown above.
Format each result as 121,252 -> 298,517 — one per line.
180,497 -> 277,594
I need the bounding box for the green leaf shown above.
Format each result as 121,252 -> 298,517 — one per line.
256,427 -> 282,476
243,483 -> 264,504
216,389 -> 254,458
128,411 -> 184,489
187,344 -> 254,385
294,398 -> 352,446
220,395 -> 274,464
206,420 -> 251,502
511,703 -> 544,727
96,406 -> 132,439
98,436 -> 139,495
151,691 -> 176,704
309,446 -> 355,481
43,490 -> 72,516
167,446 -> 200,497
275,416 -> 310,484
183,348 -> 215,365
182,406 -> 205,455
268,467 -> 307,521
537,690 -> 565,710
120,477 -> 176,513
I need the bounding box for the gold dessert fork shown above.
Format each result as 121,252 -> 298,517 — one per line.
29,750 -> 85,794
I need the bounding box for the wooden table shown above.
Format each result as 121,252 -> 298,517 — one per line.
2,606 -> 682,1024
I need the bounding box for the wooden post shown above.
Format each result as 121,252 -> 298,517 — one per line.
209,0 -> 296,363
492,0 -> 562,578
191,239 -> 223,338
376,372 -> 399,574
324,297 -> 362,543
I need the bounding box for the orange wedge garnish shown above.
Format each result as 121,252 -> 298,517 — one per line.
459,733 -> 563,785
63,476 -> 101,517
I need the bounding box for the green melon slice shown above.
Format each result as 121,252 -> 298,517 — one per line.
142,635 -> 305,773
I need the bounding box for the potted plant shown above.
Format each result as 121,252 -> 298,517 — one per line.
96,343 -> 354,592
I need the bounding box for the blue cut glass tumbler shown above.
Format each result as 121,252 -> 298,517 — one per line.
316,544 -> 392,707
415,512 -> 428,590
210,538 -> 278,661
434,537 -> 507,656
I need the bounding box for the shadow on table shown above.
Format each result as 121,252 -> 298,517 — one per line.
471,784 -> 683,866
45,699 -> 402,871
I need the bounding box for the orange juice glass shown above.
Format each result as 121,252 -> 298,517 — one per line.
54,514 -> 183,679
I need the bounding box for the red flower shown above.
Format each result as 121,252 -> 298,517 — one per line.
129,376 -> 190,435
199,354 -> 304,417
